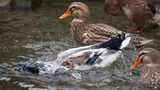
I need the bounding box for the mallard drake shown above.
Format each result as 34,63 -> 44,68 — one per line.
62,33 -> 130,69
104,0 -> 160,33
131,48 -> 160,89
59,2 -> 122,45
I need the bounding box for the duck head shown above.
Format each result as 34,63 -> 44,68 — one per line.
131,48 -> 160,70
59,2 -> 90,20
104,0 -> 122,16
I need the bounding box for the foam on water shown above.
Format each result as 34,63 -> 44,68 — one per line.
37,61 -> 64,74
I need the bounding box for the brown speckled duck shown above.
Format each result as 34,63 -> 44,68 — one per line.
59,2 -> 122,45
104,0 -> 160,33
131,48 -> 160,89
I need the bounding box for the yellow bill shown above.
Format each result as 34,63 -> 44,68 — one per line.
131,56 -> 142,70
59,10 -> 72,19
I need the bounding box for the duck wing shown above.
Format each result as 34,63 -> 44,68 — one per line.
82,23 -> 122,44
89,24 -> 122,35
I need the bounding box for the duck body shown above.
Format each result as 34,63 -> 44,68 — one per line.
122,0 -> 154,26
105,0 -> 160,32
142,65 -> 160,89
70,18 -> 122,44
62,33 -> 129,69
59,2 -> 122,45
131,48 -> 160,89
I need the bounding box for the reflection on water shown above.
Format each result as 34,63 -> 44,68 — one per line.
0,1 -> 159,90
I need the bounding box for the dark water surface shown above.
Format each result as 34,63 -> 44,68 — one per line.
0,1 -> 159,90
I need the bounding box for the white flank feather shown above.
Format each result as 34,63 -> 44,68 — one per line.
120,37 -> 131,49
94,51 -> 122,68
57,45 -> 94,63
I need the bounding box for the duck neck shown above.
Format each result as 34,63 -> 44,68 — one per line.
70,18 -> 89,43
71,17 -> 88,23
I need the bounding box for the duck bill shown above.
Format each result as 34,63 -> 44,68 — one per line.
59,10 -> 72,19
131,56 -> 142,70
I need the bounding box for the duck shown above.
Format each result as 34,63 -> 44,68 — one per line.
62,33 -> 129,69
104,0 -> 160,33
59,2 -> 122,45
131,48 -> 160,89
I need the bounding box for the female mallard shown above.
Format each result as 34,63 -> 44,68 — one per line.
59,2 -> 122,45
104,0 -> 160,33
131,48 -> 160,89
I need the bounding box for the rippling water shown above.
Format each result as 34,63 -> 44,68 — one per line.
0,1 -> 159,90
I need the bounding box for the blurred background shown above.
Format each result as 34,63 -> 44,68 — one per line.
0,0 -> 159,90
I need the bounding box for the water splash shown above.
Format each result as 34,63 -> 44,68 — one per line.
16,36 -> 134,75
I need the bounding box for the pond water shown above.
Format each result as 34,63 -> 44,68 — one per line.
0,1 -> 160,90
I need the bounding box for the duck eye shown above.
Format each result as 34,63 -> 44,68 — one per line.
70,7 -> 77,12
138,52 -> 148,61
139,51 -> 148,57
139,52 -> 146,57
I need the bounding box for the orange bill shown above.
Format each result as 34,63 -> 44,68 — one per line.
130,56 -> 142,70
59,10 -> 72,19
